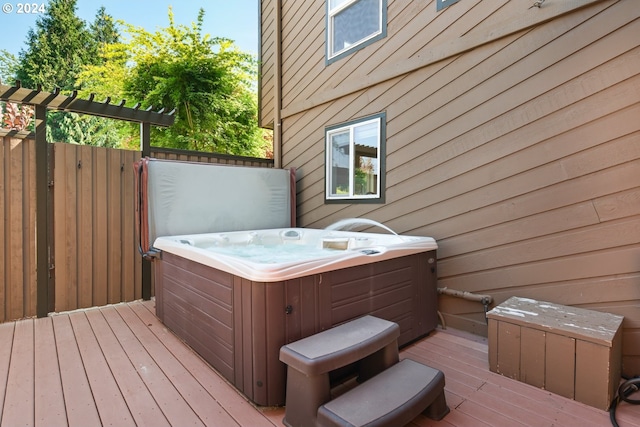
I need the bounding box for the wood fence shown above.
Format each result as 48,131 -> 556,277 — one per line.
0,136 -> 273,323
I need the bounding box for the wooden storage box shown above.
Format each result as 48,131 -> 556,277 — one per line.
487,297 -> 623,410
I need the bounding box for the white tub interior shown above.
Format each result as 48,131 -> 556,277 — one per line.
154,228 -> 437,282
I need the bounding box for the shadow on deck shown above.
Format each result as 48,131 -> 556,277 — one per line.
0,299 -> 637,427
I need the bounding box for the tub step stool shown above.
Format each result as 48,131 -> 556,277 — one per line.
317,358 -> 449,427
279,315 -> 449,427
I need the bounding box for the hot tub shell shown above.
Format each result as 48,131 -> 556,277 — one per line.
136,158 -> 439,406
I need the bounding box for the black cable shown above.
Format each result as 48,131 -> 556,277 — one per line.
610,376 -> 640,427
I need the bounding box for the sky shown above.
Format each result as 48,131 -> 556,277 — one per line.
0,0 -> 259,58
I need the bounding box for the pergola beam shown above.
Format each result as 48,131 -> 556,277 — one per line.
1,83 -> 175,127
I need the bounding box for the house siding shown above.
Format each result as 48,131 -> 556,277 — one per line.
259,0 -> 276,127
261,0 -> 640,377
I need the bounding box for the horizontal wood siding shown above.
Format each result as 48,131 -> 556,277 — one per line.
0,137 -> 37,322
270,0 -> 640,376
259,0 -> 276,128
280,0 -> 325,112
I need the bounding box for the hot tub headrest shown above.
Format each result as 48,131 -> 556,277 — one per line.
135,158 -> 296,256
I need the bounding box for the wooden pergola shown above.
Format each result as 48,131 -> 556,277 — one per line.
1,82 -> 175,317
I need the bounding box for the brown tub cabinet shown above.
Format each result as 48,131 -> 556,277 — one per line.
154,250 -> 438,406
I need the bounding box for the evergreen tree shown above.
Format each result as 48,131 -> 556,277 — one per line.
65,6 -> 125,147
90,6 -> 120,46
16,0 -> 94,90
15,0 -> 126,146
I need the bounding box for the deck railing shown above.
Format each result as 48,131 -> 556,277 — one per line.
0,136 -> 273,322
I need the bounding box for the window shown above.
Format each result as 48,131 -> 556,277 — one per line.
437,0 -> 462,11
327,0 -> 387,63
326,113 -> 385,202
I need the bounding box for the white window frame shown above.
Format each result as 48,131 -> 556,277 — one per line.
325,113 -> 385,202
327,0 -> 386,63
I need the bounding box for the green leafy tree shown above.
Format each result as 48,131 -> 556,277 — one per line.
0,50 -> 19,84
0,50 -> 22,130
78,8 -> 269,157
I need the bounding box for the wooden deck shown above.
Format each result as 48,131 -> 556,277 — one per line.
0,299 -> 638,427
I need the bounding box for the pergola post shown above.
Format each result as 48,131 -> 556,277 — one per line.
34,105 -> 50,317
140,121 -> 152,300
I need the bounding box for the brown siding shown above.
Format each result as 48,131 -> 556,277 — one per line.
259,0 -> 277,127
280,0 -> 325,111
265,0 -> 640,376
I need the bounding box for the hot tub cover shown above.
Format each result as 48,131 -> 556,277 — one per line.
135,157 -> 296,255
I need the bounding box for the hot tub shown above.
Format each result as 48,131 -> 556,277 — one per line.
135,159 -> 439,406
153,228 -> 438,406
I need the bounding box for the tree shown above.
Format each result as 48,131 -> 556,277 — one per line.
78,8 -> 270,157
50,6 -> 127,147
14,0 -> 127,146
16,0 -> 94,91
0,50 -> 23,131
90,6 -> 120,46
0,50 -> 19,84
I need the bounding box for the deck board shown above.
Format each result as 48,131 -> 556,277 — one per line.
0,299 -> 637,427
99,305 -> 204,427
68,311 -> 136,427
113,302 -> 240,427
129,299 -> 279,427
84,306 -> 170,427
3,319 -> 34,427
53,314 -> 102,427
34,317 -> 67,427
405,333 -> 603,427
0,321 -> 15,422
